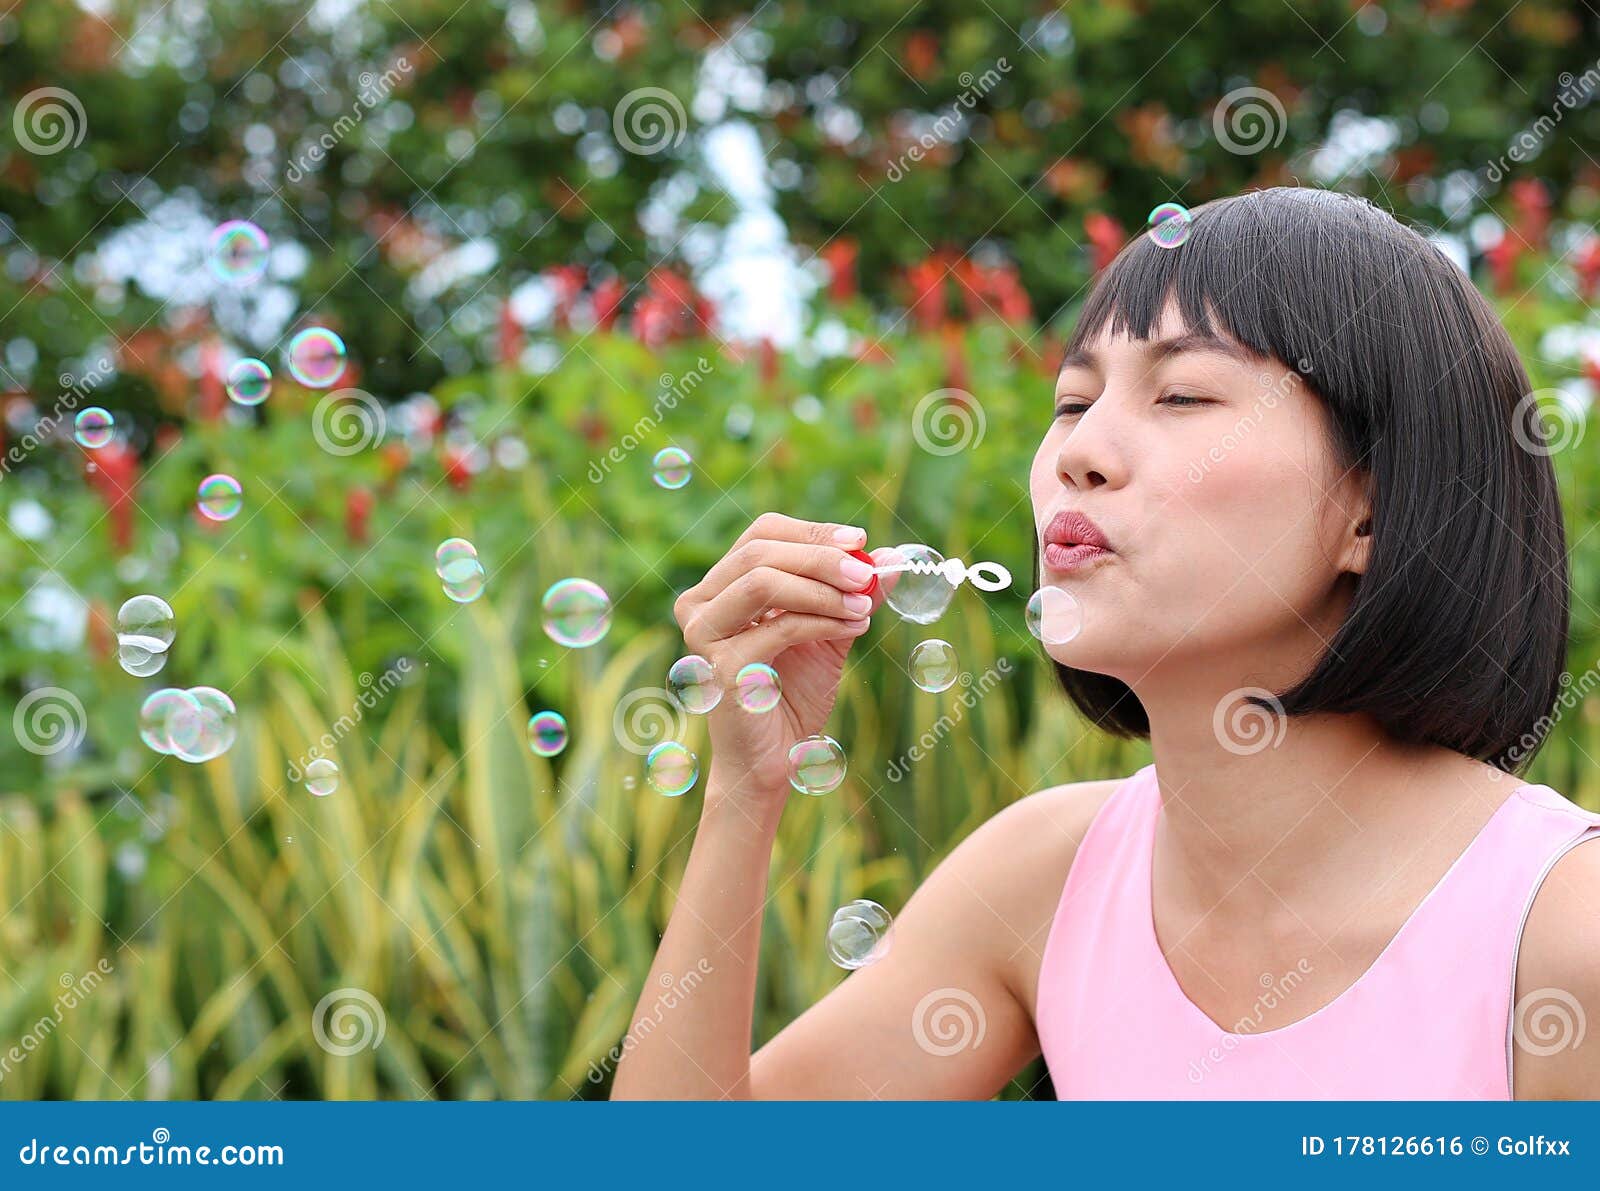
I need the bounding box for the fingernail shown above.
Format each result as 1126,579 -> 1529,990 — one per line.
833,525 -> 866,544
846,616 -> 872,633
840,556 -> 874,585
842,593 -> 872,615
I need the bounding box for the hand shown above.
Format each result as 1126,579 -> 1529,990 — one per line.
671,513 -> 900,808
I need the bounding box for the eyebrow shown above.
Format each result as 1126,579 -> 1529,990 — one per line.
1057,331 -> 1258,374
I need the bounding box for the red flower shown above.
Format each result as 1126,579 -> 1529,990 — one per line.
199,337 -> 225,421
906,257 -> 947,333
1509,178 -> 1550,252
345,486 -> 374,544
82,441 -> 138,553
820,238 -> 858,302
498,299 -> 523,366
441,447 -> 472,491
630,268 -> 713,348
578,411 -> 610,447
1485,233 -> 1521,295
1573,236 -> 1600,301
545,264 -> 586,331
592,276 -> 626,330
1085,212 -> 1126,273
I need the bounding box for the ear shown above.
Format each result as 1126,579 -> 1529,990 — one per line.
1332,470 -> 1373,577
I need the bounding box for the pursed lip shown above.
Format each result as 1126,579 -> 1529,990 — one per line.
1042,508 -> 1112,552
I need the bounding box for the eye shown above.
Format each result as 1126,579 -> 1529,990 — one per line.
1052,399 -> 1089,420
1160,392 -> 1210,407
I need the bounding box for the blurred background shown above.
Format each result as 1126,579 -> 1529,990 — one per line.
2,0 -> 1600,1100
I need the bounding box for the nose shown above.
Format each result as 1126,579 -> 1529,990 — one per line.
1054,399 -> 1123,492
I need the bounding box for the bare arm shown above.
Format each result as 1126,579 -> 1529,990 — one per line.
1513,834 -> 1600,1099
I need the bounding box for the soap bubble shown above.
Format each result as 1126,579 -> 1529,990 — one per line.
527,710 -> 569,757
1026,586 -> 1083,645
908,639 -> 959,692
208,219 -> 270,284
138,688 -> 196,754
541,578 -> 612,648
117,594 -> 175,652
645,741 -> 699,796
286,327 -> 348,388
734,662 -> 781,713
305,757 -> 340,797
667,655 -> 721,713
826,899 -> 895,970
440,555 -> 486,603
1147,201 -> 1193,249
117,639 -> 169,678
884,543 -> 956,625
787,734 -> 846,795
225,358 -> 272,405
651,446 -> 693,489
168,686 -> 238,763
434,538 -> 478,577
73,406 -> 114,449
197,474 -> 243,522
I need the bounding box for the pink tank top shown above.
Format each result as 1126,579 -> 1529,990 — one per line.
1035,763 -> 1600,1098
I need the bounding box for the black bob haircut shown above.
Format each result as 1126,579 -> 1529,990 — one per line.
1043,186 -> 1569,775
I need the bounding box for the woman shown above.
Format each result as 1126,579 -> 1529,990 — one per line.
610,187 -> 1600,1100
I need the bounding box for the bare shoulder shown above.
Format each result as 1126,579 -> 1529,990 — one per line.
1513,832 -> 1600,1099
910,775 -> 1130,1020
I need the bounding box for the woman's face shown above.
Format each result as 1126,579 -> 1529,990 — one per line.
1030,298 -> 1371,695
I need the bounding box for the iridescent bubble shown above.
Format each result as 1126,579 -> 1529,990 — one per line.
138,688 -> 197,755
1147,201 -> 1193,249
197,474 -> 243,522
208,219 -> 270,284
883,544 -> 956,625
667,655 -> 721,714
908,639 -> 959,693
118,639 -> 169,677
286,327 -> 348,388
652,446 -> 693,490
826,899 -> 895,970
645,740 -> 699,797
168,686 -> 238,763
1026,586 -> 1083,645
225,358 -> 272,406
541,578 -> 613,648
73,407 -> 114,449
434,537 -> 478,577
787,733 -> 846,795
440,555 -> 486,603
527,710 -> 569,757
734,662 -> 781,713
117,594 -> 175,652
305,757 -> 340,797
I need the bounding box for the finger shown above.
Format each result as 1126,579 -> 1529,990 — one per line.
729,511 -> 868,556
866,545 -> 904,613
713,609 -> 872,673
691,567 -> 874,642
695,539 -> 878,610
